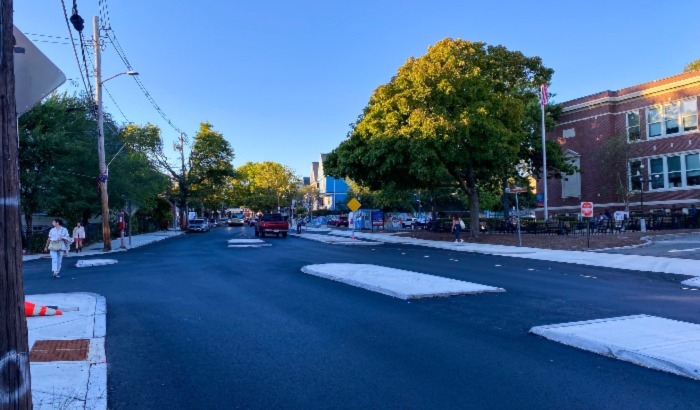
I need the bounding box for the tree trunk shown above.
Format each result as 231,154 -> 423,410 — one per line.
1,0 -> 33,406
501,177 -> 510,221
465,166 -> 480,237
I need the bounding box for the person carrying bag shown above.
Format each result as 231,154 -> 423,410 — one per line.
44,219 -> 72,278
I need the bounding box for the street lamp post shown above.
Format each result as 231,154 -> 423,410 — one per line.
94,15 -> 138,251
637,173 -> 660,232
638,174 -> 660,215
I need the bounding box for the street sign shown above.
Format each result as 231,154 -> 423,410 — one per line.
505,187 -> 526,194
581,202 -> 594,218
347,198 -> 361,212
14,26 -> 66,116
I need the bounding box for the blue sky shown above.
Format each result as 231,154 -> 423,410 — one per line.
15,1 -> 700,178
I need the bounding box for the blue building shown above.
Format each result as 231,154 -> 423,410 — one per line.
312,154 -> 349,211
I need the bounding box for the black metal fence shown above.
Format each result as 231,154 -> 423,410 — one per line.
484,213 -> 699,236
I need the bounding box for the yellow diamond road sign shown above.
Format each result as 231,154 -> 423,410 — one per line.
347,198 -> 361,212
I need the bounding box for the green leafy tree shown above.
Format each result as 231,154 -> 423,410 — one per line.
122,123 -> 192,224
325,39 -> 554,235
232,162 -> 301,211
20,94 -> 171,245
684,59 -> 700,73
188,122 -> 235,213
19,94 -> 98,234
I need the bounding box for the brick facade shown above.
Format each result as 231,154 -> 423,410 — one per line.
538,72 -> 700,217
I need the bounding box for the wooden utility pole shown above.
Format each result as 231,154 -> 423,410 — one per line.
0,0 -> 33,407
94,16 -> 112,251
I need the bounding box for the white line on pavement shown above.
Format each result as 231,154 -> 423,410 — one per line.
668,247 -> 700,253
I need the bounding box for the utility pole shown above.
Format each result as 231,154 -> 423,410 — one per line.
94,16 -> 111,251
1,0 -> 33,406
177,133 -> 188,229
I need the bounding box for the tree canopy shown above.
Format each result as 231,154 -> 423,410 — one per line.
228,161 -> 301,211
325,38 -> 557,234
19,93 -> 169,234
684,59 -> 700,73
188,122 -> 235,211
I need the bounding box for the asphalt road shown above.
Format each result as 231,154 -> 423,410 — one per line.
22,226 -> 700,409
605,233 -> 700,260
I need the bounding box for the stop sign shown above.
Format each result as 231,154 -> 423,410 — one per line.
581,202 -> 594,218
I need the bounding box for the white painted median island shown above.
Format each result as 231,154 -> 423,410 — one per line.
531,315 -> 700,381
301,263 -> 505,300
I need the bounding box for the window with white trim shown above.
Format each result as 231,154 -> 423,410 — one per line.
649,158 -> 664,189
682,99 -> 698,132
631,152 -> 700,190
664,102 -> 680,134
667,156 -> 682,187
561,156 -> 581,198
687,153 -> 700,186
626,112 -> 640,141
629,160 -> 642,190
647,107 -> 662,137
646,98 -> 698,138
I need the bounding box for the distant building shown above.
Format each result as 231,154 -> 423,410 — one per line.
538,71 -> 700,217
310,154 -> 348,210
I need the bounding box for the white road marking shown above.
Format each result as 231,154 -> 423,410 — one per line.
76,259 -> 118,268
228,239 -> 265,244
531,315 -> 700,381
668,247 -> 700,253
294,233 -> 384,245
301,263 -> 505,300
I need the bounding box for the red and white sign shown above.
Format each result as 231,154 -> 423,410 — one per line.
580,202 -> 594,218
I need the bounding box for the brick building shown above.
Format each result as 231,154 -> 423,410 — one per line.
539,71 -> 700,218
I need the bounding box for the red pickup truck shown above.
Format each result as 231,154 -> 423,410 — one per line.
254,213 -> 289,238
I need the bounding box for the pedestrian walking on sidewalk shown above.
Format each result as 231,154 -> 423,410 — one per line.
72,222 -> 85,252
451,215 -> 464,243
44,218 -> 72,278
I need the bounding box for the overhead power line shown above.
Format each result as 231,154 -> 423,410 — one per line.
59,0 -> 91,100
105,30 -> 189,143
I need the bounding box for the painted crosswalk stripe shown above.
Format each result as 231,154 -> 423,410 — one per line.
301,263 -> 505,300
530,315 -> 700,381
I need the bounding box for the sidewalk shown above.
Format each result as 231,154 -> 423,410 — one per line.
23,229 -> 185,263
23,230 -> 184,409
26,293 -> 106,409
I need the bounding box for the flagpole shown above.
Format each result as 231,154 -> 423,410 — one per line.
541,86 -> 549,221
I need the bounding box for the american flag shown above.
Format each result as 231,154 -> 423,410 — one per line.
540,83 -> 549,106
98,168 -> 108,183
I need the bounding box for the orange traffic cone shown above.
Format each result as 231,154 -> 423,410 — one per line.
25,301 -> 62,317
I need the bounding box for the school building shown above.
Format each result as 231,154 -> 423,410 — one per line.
538,70 -> 700,218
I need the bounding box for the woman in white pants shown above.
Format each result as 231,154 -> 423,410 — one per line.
44,219 -> 72,278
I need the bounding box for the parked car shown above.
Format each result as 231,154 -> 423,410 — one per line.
328,216 -> 349,227
208,219 -> 221,228
401,217 -> 418,228
188,218 -> 210,232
